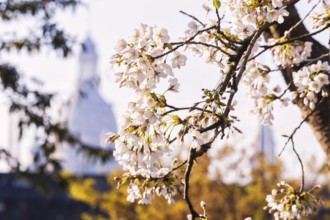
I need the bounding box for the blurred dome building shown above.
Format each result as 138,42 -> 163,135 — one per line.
62,36 -> 117,174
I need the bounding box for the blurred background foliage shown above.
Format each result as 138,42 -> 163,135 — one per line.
68,147 -> 330,220
0,0 -> 112,190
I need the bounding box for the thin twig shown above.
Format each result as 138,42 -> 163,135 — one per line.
277,82 -> 292,99
152,26 -> 216,60
216,29 -> 245,45
215,9 -> 221,32
278,90 -> 325,195
279,99 -> 323,157
162,104 -> 221,118
180,10 -> 205,27
267,67 -> 288,73
188,41 -> 235,57
163,160 -> 187,179
250,24 -> 330,61
195,128 -> 221,158
285,0 -> 321,37
305,52 -> 330,65
213,33 -> 238,50
171,40 -> 235,57
290,139 -> 305,193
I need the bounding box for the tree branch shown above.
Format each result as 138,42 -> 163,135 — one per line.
184,148 -> 200,219
263,5 -> 330,166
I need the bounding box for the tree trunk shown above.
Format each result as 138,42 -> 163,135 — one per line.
263,6 -> 330,166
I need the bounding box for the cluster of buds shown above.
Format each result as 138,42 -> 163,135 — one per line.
265,181 -> 321,220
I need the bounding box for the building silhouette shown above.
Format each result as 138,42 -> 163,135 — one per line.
61,36 -> 117,174
0,37 -> 117,219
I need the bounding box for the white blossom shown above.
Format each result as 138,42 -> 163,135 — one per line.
270,40 -> 313,67
312,3 -> 330,28
171,52 -> 187,69
293,61 -> 330,109
168,78 -> 180,92
243,61 -> 283,125
114,39 -> 128,52
153,27 -> 170,44
265,182 -> 321,220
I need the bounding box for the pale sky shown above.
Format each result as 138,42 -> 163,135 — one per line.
0,0 -> 327,178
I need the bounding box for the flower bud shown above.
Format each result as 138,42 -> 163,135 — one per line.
200,201 -> 207,208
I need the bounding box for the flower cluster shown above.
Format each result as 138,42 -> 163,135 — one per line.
107,96 -> 179,204
243,61 -> 288,125
181,20 -> 231,72
110,23 -> 185,94
265,181 -> 321,220
269,39 -> 313,67
222,0 -> 289,38
120,172 -> 178,205
109,24 -> 188,204
107,0 -> 327,214
293,61 -> 330,109
312,3 -> 330,29
181,0 -> 290,69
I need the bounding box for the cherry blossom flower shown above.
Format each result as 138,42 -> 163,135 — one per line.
114,39 -> 128,52
243,61 -> 284,125
153,27 -> 170,44
293,61 -> 330,109
171,52 -> 187,69
267,8 -> 289,24
168,78 -> 180,92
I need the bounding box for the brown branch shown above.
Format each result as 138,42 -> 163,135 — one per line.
279,105 -> 318,157
152,26 -> 217,60
250,24 -> 330,61
263,5 -> 330,166
184,148 -> 200,219
213,32 -> 238,50
202,23 -> 272,134
163,160 -> 187,179
290,139 -> 305,193
235,23 -> 271,85
180,10 -> 205,27
170,40 -> 235,57
188,41 -> 235,57
162,104 -> 221,118
215,8 -> 221,32
305,52 -> 330,65
285,0 -> 321,37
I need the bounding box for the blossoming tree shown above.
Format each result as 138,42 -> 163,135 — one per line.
107,0 -> 330,219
